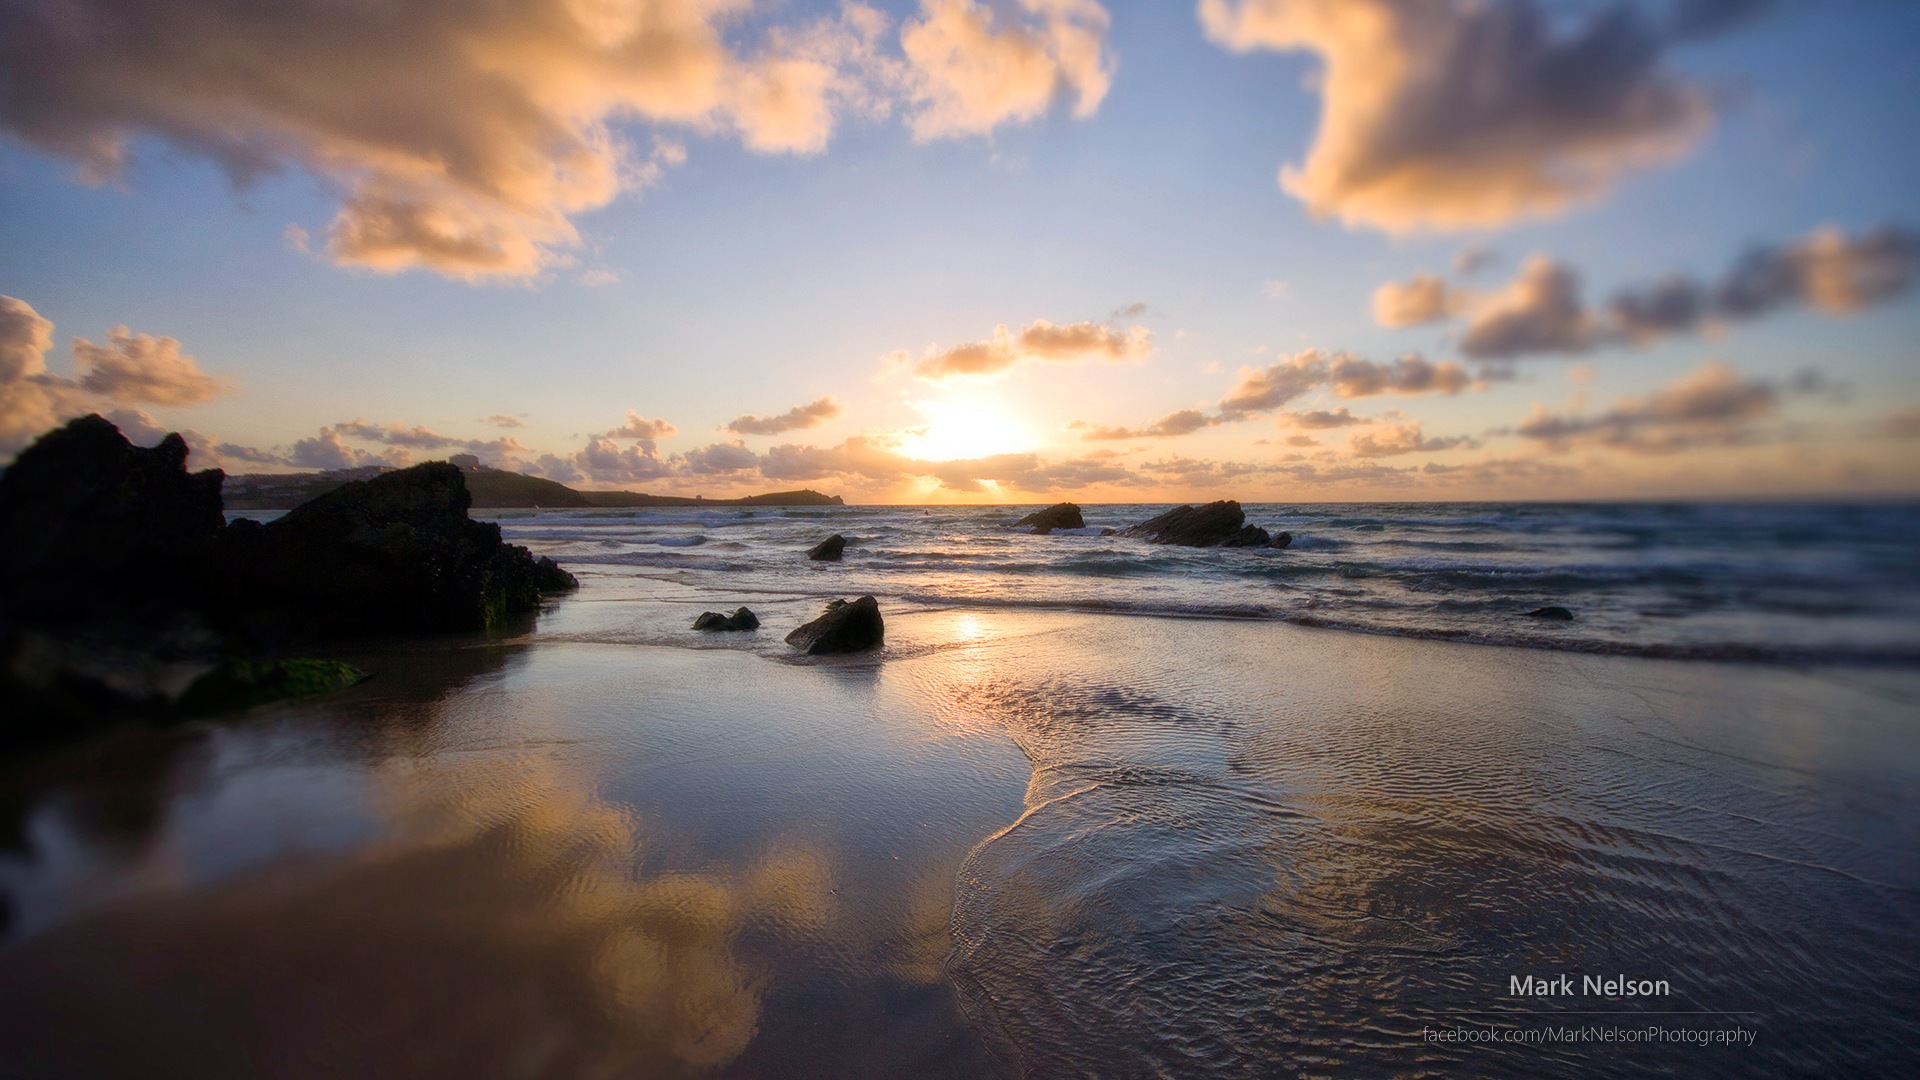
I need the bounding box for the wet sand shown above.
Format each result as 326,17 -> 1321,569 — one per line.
1,608 -> 1916,1077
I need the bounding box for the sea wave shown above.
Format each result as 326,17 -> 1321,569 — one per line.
487,500 -> 1920,667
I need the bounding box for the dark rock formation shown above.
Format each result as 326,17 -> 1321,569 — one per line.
0,415 -> 580,748
1013,502 -> 1084,533
219,461 -> 579,636
808,534 -> 847,561
1270,532 -> 1294,549
692,607 -> 760,632
1523,606 -> 1575,621
0,415 -> 225,627
1120,501 -> 1271,548
785,596 -> 884,655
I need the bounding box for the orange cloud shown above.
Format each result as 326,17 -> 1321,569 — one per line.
726,397 -> 841,435
909,318 -> 1150,380
1200,0 -> 1715,232
1372,273 -> 1467,327
901,0 -> 1115,140
0,296 -> 233,454
0,0 -> 901,281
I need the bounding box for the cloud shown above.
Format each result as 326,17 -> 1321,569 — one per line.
1284,407 -> 1367,428
909,318 -> 1149,380
1457,255 -> 1596,359
1218,350 -> 1331,418
291,427 -> 411,470
1372,274 -> 1465,328
71,327 -> 231,406
1713,224 -> 1920,318
573,435 -> 675,483
901,0 -> 1115,140
1349,421 -> 1478,457
332,420 -> 466,450
1881,407 -> 1920,440
1328,353 -> 1477,397
0,296 -> 79,453
1,296 -> 235,455
726,396 -> 841,435
1199,0 -> 1715,232
1452,243 -> 1499,276
683,440 -> 760,473
1392,224 -> 1920,358
0,0 -> 904,281
1666,0 -> 1774,40
1074,408 -> 1217,441
609,411 -> 679,443
482,414 -> 527,428
1081,347 -> 1491,441
1515,360 -> 1780,452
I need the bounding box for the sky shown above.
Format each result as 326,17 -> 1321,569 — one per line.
1,0 -> 1917,503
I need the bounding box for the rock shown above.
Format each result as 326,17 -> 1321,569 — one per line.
1013,502 -> 1084,533
692,607 -> 760,632
222,461 -> 578,635
0,415 -> 225,627
808,534 -> 846,561
0,416 -> 581,749
1220,525 -> 1271,548
785,596 -> 884,655
175,659 -> 368,716
1270,531 -> 1294,550
1523,606 -> 1575,621
1119,501 -> 1270,548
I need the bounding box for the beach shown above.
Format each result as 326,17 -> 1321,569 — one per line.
2,521 -> 1917,1077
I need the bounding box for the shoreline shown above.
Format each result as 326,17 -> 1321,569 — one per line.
2,603 -> 1917,1076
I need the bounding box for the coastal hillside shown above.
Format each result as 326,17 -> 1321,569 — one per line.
222,465 -> 844,510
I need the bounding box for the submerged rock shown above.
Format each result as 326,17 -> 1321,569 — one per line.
1523,606 -> 1575,621
808,534 -> 847,561
1013,502 -> 1084,533
692,607 -> 760,632
785,596 -> 884,655
1120,501 -> 1271,548
1270,532 -> 1294,550
176,659 -> 368,717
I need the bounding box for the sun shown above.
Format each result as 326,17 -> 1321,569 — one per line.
896,398 -> 1033,461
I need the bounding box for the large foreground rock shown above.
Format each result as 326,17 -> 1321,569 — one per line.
785,596 -> 884,655
1013,502 -> 1084,533
808,534 -> 846,561
0,415 -> 224,626
1120,501 -> 1272,548
221,461 -> 578,636
0,416 -> 579,747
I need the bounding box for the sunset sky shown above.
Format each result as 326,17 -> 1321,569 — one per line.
2,0 -> 1916,502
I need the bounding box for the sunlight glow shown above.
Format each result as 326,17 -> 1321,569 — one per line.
896,399 -> 1033,462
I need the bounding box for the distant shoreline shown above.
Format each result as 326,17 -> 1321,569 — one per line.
221,465 -> 845,511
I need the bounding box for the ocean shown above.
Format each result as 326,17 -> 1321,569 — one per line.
495,500 -> 1920,665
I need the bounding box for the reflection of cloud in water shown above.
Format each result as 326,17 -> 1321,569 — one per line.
0,755 -> 837,1078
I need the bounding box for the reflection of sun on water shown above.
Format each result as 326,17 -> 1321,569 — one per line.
897,399 -> 1032,461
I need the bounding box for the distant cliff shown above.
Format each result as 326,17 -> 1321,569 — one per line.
223,466 -> 845,510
